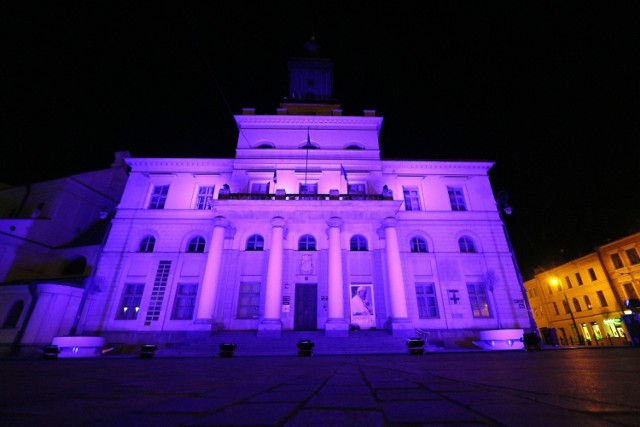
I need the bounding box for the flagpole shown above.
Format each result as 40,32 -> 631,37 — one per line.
304,128 -> 311,187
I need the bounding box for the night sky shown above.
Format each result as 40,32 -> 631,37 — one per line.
4,2 -> 639,278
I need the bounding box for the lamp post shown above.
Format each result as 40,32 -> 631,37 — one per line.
68,210 -> 112,336
496,190 -> 537,334
549,277 -> 581,345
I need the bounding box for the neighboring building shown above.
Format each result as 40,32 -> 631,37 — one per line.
0,152 -> 129,354
77,40 -> 531,348
1,40 -> 532,352
524,232 -> 640,347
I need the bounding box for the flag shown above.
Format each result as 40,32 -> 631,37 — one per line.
305,129 -> 313,148
273,169 -> 278,183
341,164 -> 348,183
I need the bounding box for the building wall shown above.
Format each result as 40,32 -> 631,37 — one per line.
524,232 -> 640,346
80,115 -> 531,344
0,152 -> 130,351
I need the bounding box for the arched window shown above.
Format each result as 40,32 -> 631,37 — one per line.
187,236 -> 206,253
138,235 -> 156,253
572,297 -> 582,312
345,144 -> 364,150
2,300 -> 24,328
298,234 -> 316,251
584,295 -> 592,310
410,236 -> 428,253
246,234 -> 264,251
350,235 -> 368,251
458,236 -> 476,253
256,143 -> 274,149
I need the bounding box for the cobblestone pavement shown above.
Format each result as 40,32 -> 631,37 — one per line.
1,347 -> 639,426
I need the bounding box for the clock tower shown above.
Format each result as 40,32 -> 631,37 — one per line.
280,36 -> 342,115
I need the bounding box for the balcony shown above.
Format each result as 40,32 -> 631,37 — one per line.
218,192 -> 393,201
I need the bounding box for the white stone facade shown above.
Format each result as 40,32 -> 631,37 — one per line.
80,114 -> 532,343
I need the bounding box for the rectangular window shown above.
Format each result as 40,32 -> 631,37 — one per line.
195,186 -> 215,209
148,185 -> 170,209
552,302 -> 559,315
237,282 -> 261,319
171,283 -> 198,320
565,276 -> 573,289
575,272 -> 583,286
145,261 -> 172,323
402,187 -> 421,211
611,253 -> 624,269
623,283 -> 639,300
415,283 -> 439,319
467,282 -> 491,318
251,182 -> 270,200
588,268 -> 597,281
447,186 -> 467,211
347,183 -> 366,200
117,283 -> 145,320
596,290 -> 608,307
625,248 -> 640,265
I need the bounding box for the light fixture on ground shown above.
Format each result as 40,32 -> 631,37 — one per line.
296,339 -> 314,356
219,343 -> 236,357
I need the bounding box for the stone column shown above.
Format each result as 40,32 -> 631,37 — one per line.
196,216 -> 228,324
259,216 -> 286,337
325,217 -> 349,336
382,217 -> 412,334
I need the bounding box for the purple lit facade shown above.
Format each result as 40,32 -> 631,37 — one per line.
76,110 -> 532,344
0,41 -> 532,351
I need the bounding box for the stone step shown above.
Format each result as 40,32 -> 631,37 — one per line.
157,330 -> 440,357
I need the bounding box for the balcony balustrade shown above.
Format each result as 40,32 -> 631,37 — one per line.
218,192 -> 393,201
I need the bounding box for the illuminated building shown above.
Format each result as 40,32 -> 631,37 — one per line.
1,40 -> 532,352
0,153 -> 129,353
524,232 -> 640,346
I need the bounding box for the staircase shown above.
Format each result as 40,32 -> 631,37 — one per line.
157,330 -> 440,357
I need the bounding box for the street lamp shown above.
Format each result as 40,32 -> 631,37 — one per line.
549,277 -> 582,345
496,190 -> 537,334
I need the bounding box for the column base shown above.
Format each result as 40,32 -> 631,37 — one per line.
257,319 -> 282,337
325,319 -> 349,337
387,318 -> 414,337
194,319 -> 222,333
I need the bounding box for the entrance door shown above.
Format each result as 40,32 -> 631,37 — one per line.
294,283 -> 317,331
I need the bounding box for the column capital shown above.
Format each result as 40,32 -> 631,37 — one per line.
271,216 -> 287,228
213,216 -> 228,228
327,216 -> 343,229
381,217 -> 398,228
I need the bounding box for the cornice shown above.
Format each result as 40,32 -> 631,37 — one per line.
382,160 -> 494,173
234,115 -> 383,131
126,158 -> 234,171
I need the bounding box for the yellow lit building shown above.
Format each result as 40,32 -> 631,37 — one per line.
524,232 -> 640,347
